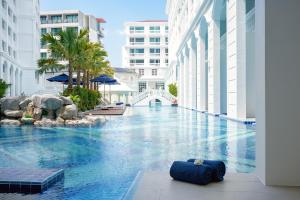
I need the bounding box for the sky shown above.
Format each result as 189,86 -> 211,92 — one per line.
40,0 -> 167,68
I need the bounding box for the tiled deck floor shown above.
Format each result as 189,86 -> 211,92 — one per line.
133,172 -> 300,200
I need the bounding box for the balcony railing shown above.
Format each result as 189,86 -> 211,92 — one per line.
130,42 -> 145,45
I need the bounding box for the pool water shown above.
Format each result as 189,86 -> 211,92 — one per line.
0,107 -> 256,199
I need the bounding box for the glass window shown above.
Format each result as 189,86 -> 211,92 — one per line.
51,28 -> 62,35
13,33 -> 16,41
13,50 -> 16,59
2,19 -> 6,30
41,28 -> 47,35
8,46 -> 11,56
66,27 -> 78,33
165,37 -> 169,44
130,48 -> 144,54
130,59 -> 144,65
165,48 -> 168,55
7,26 -> 11,36
139,69 -> 144,76
150,26 -> 160,33
50,15 -> 62,23
2,40 -> 6,51
13,15 -> 16,23
150,59 -> 160,65
130,26 -> 144,33
2,0 -> 7,9
65,14 -> 78,23
152,69 -> 158,76
149,37 -> 160,44
40,52 -> 47,59
40,16 -> 47,24
130,37 -> 144,44
150,48 -> 160,54
165,26 -> 169,32
156,82 -> 165,90
8,7 -> 12,16
138,82 -> 146,92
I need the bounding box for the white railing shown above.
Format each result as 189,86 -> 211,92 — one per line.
131,89 -> 177,105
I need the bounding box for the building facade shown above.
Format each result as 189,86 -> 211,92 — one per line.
40,10 -> 105,94
166,0 -> 255,121
0,0 -> 42,96
122,20 -> 169,93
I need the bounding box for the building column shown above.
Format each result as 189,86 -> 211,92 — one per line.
183,46 -> 190,108
227,0 -> 247,120
195,27 -> 207,111
256,0 -> 300,186
178,55 -> 184,106
207,16 -> 221,114
187,38 -> 197,109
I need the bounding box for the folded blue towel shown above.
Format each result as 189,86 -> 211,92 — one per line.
116,102 -> 124,106
187,159 -> 226,182
170,161 -> 213,185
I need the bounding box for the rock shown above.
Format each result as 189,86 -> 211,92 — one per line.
32,95 -> 63,110
0,119 -> 21,126
59,96 -> 73,105
60,104 -> 78,120
65,119 -> 92,127
33,108 -> 42,120
26,102 -> 34,116
0,96 -> 25,113
56,117 -> 65,126
34,118 -> 60,127
21,117 -> 35,125
19,98 -> 32,111
4,110 -> 23,118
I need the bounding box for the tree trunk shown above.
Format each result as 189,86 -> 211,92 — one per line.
82,70 -> 86,88
76,67 -> 81,87
86,71 -> 90,89
68,61 -> 73,91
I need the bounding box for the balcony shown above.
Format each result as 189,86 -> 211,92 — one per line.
130,53 -> 144,57
150,53 -> 160,57
130,42 -> 145,46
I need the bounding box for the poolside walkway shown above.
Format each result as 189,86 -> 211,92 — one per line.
85,107 -> 126,115
132,171 -> 300,200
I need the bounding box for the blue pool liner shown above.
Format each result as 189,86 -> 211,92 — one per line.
187,159 -> 226,182
170,161 -> 213,185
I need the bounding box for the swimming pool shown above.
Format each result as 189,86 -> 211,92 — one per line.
0,106 -> 255,199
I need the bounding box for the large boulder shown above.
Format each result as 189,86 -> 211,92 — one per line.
0,119 -> 21,126
65,119 -> 92,127
59,96 -> 73,105
19,98 -> 32,111
60,104 -> 78,120
33,108 -> 42,120
4,110 -> 23,118
0,96 -> 25,113
32,95 -> 63,110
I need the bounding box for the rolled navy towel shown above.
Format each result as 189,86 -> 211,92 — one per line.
187,159 -> 226,182
170,161 -> 213,185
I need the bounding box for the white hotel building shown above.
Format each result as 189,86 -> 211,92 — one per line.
40,10 -> 105,93
166,0 -> 255,121
0,0 -> 42,96
123,20 -> 169,93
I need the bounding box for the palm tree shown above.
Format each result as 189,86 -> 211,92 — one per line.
38,28 -> 89,90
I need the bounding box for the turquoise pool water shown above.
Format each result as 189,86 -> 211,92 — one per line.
0,106 -> 255,199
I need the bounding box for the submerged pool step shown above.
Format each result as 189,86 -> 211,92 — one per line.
0,168 -> 64,194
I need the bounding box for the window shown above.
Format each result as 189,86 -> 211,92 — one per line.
40,52 -> 47,59
156,82 -> 165,90
41,40 -> 47,49
149,37 -> 160,44
130,48 -> 144,55
8,46 -> 11,56
7,26 -> 11,36
8,6 -> 12,16
13,33 -> 16,41
2,40 -> 6,51
165,59 -> 169,65
130,26 -> 144,33
129,37 -> 144,44
138,82 -> 147,92
41,28 -> 47,35
2,0 -> 7,9
139,69 -> 144,76
51,28 -> 62,35
150,59 -> 160,65
165,48 -> 169,56
40,16 -> 47,24
13,50 -> 16,59
165,26 -> 169,33
13,15 -> 16,23
2,19 -> 6,30
165,37 -> 169,45
149,26 -> 160,33
130,59 -> 144,66
150,48 -> 160,55
50,15 -> 62,23
152,69 -> 158,76
65,14 -> 78,23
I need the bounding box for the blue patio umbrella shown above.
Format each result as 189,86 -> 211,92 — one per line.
90,75 -> 118,103
47,73 -> 70,91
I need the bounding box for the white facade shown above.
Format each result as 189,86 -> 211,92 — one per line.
40,10 -> 105,94
0,0 -> 42,96
166,0 -> 255,121
122,20 -> 169,93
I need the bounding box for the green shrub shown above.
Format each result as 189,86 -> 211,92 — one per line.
0,79 -> 8,98
168,83 -> 177,97
63,87 -> 100,111
24,114 -> 33,118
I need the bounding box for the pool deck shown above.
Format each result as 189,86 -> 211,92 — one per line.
132,171 -> 300,200
85,107 -> 126,115
0,168 -> 64,194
